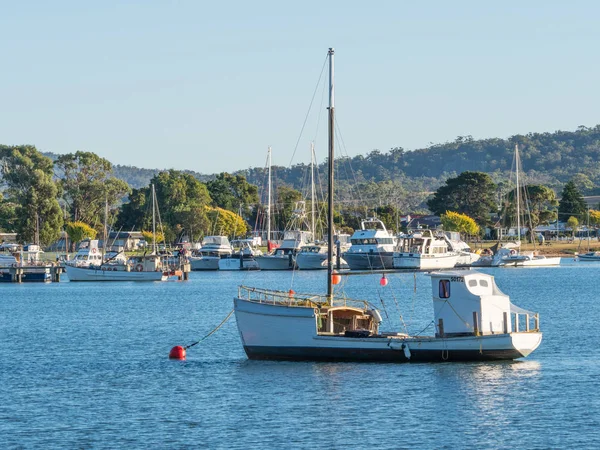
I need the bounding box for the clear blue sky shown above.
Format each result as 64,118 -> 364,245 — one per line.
1,1 -> 599,173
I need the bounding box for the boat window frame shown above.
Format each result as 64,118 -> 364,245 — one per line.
439,279 -> 451,298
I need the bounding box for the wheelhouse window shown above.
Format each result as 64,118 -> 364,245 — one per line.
439,280 -> 451,298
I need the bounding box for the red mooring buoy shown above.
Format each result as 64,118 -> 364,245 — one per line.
380,275 -> 389,287
169,345 -> 186,360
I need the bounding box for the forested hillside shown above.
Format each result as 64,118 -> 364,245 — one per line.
42,125 -> 600,195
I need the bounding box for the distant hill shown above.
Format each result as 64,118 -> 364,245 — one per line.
40,125 -> 600,194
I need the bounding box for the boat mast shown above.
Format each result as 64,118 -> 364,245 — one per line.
152,184 -> 157,255
311,142 -> 316,240
515,144 -> 521,243
102,196 -> 108,262
327,48 -> 335,300
267,146 -> 272,244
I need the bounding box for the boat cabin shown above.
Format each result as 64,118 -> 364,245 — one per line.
431,271 -> 539,337
396,230 -> 449,255
316,306 -> 381,336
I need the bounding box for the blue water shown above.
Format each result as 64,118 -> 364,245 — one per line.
1,259 -> 599,448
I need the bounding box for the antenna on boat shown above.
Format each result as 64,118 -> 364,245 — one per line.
152,183 -> 157,255
327,47 -> 335,301
515,144 -> 521,244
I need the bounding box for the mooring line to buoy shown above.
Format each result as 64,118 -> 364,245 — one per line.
169,309 -> 235,359
185,309 -> 234,349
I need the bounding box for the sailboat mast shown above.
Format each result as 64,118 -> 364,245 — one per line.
267,146 -> 272,244
515,144 -> 521,242
311,142 -> 316,240
152,184 -> 157,254
102,196 -> 108,262
327,48 -> 335,300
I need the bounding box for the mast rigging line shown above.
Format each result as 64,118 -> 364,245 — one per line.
288,54 -> 329,167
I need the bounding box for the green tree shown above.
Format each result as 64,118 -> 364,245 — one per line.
273,186 -> 303,231
559,181 -> 587,220
55,151 -> 131,226
65,221 -> 97,251
206,173 -> 259,218
117,170 -> 212,243
0,145 -> 63,245
427,171 -> 497,225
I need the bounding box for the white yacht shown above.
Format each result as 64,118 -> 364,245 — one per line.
472,242 -> 560,267
343,218 -> 396,270
255,229 -> 313,270
295,235 -> 350,270
218,239 -> 261,271
393,230 -> 459,270
189,236 -> 232,271
233,48 -> 542,363
443,231 -> 481,266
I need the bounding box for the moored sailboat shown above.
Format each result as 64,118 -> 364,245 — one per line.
233,48 -> 541,362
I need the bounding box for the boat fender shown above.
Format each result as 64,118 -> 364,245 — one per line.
367,309 -> 383,324
402,342 -> 411,360
136,264 -> 143,272
388,339 -> 403,351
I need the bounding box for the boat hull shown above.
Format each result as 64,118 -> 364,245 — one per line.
295,253 -> 349,270
234,297 -> 541,362
218,258 -> 260,271
65,265 -> 167,281
393,253 -> 459,270
499,256 -> 561,267
189,257 -> 220,271
255,255 -> 296,270
343,252 -> 394,270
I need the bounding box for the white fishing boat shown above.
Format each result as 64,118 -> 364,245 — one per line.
443,231 -> 481,266
233,48 -> 542,362
64,254 -> 168,281
66,240 -> 127,268
189,236 -> 232,271
218,239 -> 261,271
343,218 -> 396,270
393,229 -> 459,270
65,185 -> 170,281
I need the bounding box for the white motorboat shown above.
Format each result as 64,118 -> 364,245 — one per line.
393,229 -> 459,270
295,243 -> 349,270
233,48 -> 542,363
255,229 -> 313,270
443,231 -> 481,266
189,236 -> 232,271
473,244 -> 560,267
343,218 -> 396,270
218,239 -> 261,271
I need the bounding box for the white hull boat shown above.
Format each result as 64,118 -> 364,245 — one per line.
234,271 -> 542,362
254,254 -> 296,270
295,250 -> 349,270
218,257 -> 260,271
393,253 -> 459,270
65,264 -> 167,281
233,49 -> 541,364
189,256 -> 220,271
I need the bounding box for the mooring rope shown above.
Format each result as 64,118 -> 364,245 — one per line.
184,309 -> 234,350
